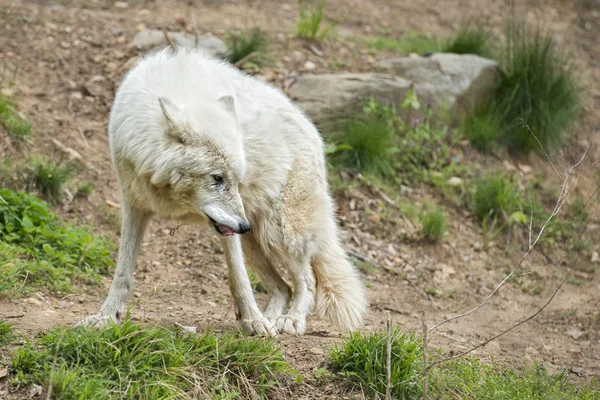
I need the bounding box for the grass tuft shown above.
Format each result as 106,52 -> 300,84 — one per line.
0,189 -> 114,297
20,157 -> 72,204
296,1 -> 336,41
470,175 -> 522,222
0,320 -> 15,346
0,95 -> 32,142
226,28 -> 270,66
363,31 -> 439,55
440,23 -> 493,58
421,205 -> 447,242
460,107 -> 502,153
330,328 -> 422,398
495,20 -> 582,152
10,319 -> 289,399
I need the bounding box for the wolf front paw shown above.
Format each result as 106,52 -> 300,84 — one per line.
74,312 -> 119,329
239,316 -> 277,337
275,314 -> 306,335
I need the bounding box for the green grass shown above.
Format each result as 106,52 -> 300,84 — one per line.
494,20 -> 582,153
20,157 -> 72,204
226,28 -> 270,66
421,205 -> 447,242
330,327 -> 600,399
0,189 -> 114,297
76,182 -> 94,198
440,23 -> 493,58
363,31 -> 439,55
296,1 -> 336,41
329,329 -> 422,398
570,194 -> 589,225
470,175 -> 522,222
10,319 -> 289,399
0,95 -> 32,142
460,108 -> 503,152
0,320 -> 15,347
248,270 -> 266,293
330,100 -> 398,178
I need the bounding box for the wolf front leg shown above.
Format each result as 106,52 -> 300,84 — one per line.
75,203 -> 151,328
222,235 -> 277,337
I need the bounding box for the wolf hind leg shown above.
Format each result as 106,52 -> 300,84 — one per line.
275,254 -> 315,335
242,234 -> 291,321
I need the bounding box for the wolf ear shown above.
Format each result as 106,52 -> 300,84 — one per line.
217,95 -> 236,117
158,96 -> 183,128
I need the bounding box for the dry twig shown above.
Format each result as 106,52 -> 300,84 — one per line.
385,311 -> 392,400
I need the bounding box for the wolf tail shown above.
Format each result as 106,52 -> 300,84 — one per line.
312,231 -> 368,332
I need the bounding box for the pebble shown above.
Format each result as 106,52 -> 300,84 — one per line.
114,1 -> 129,8
304,60 -> 316,71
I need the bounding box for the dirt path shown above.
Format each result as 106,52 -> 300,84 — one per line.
1,0 -> 599,397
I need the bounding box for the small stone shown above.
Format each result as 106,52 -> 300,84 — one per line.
368,214 -> 381,224
304,60 -> 316,71
114,1 -> 129,8
133,291 -> 142,298
447,177 -> 462,186
152,261 -> 161,267
105,62 -> 118,73
518,164 -> 533,174
135,23 -> 146,32
473,242 -> 482,252
138,9 -> 151,16
567,327 -> 584,340
25,297 -> 43,306
45,22 -> 58,30
309,347 -> 325,355
591,251 -> 599,263
0,367 -> 8,378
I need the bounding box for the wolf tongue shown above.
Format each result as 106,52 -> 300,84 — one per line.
218,224 -> 235,236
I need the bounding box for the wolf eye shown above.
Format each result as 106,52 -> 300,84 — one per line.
212,174 -> 223,184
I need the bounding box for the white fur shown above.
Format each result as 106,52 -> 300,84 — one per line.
76,49 -> 368,335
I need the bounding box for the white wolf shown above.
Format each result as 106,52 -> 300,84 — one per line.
76,49 -> 368,336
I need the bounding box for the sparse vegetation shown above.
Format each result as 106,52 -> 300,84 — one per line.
363,31 -> 439,55
0,320 -> 15,347
76,182 -> 94,198
0,95 -> 32,143
19,157 -> 72,204
10,319 -> 289,399
296,1 -> 336,41
460,107 -> 503,152
330,328 -> 600,399
0,189 -> 114,297
248,270 -> 266,293
226,28 -> 270,67
421,205 -> 447,242
440,23 -> 494,58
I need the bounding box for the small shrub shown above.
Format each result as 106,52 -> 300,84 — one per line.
0,320 -> 15,346
0,96 -> 32,142
331,100 -> 398,178
296,1 -> 336,41
471,175 -> 522,222
440,23 -> 493,58
0,189 -> 114,296
20,157 -> 72,204
226,28 -> 270,66
421,205 -> 447,242
460,107 -> 503,152
330,329 -> 422,398
495,20 -> 582,152
10,319 -> 289,398
76,182 -> 94,198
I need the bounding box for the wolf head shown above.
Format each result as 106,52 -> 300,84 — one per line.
152,94 -> 250,236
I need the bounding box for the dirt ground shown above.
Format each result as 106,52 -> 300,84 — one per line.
0,0 -> 599,398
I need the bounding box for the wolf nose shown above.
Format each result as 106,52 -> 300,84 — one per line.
238,222 -> 251,234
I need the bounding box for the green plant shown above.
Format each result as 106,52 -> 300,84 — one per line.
471,175 -> 522,222
248,270 -> 266,293
76,182 -> 94,198
569,194 -> 589,225
0,189 -> 114,296
421,205 -> 447,242
296,1 -> 336,41
330,99 -> 398,178
0,95 -> 32,142
495,20 -> 581,152
10,319 -> 289,399
226,28 -> 270,66
460,107 -> 502,152
440,23 -> 493,58
330,328 -> 422,398
0,320 -> 15,346
20,157 -> 72,204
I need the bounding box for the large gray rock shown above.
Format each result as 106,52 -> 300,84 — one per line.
289,53 -> 500,128
129,30 -> 228,58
